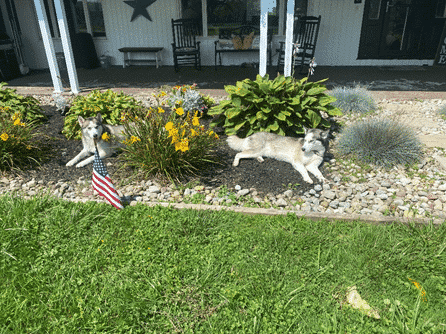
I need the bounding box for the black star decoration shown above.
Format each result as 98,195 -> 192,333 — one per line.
124,0 -> 157,22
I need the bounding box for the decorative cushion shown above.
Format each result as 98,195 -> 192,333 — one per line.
242,32 -> 255,50
251,35 -> 260,49
218,39 -> 233,49
231,35 -> 243,50
176,47 -> 196,52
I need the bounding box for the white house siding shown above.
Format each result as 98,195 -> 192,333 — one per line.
6,0 -> 437,69
1,0 -> 48,69
99,0 -> 180,67
308,0 -> 433,66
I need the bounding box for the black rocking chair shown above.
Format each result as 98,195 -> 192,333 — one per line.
276,15 -> 321,75
171,18 -> 201,72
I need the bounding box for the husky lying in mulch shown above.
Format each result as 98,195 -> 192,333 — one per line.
227,127 -> 329,184
66,113 -> 126,168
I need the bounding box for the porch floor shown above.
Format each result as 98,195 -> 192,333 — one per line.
4,65 -> 446,100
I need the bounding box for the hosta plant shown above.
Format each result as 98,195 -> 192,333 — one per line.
330,85 -> 376,114
62,89 -> 144,139
0,82 -> 47,124
336,118 -> 423,168
208,74 -> 342,137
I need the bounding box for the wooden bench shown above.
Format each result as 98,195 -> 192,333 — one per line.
214,26 -> 272,70
118,47 -> 164,68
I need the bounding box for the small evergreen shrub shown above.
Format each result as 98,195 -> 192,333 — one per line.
0,106 -> 48,170
336,118 -> 423,167
437,104 -> 446,120
63,89 -> 144,139
120,104 -> 220,182
208,74 -> 342,137
330,85 -> 376,114
0,82 -> 47,124
166,84 -> 215,116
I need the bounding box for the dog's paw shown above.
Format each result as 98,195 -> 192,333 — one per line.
66,160 -> 74,167
75,162 -> 87,168
319,177 -> 327,183
232,160 -> 239,167
304,178 -> 314,184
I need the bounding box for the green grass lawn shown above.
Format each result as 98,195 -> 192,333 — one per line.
1,195 -> 445,333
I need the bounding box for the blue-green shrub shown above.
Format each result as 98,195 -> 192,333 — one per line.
330,85 -> 376,114
437,104 -> 446,120
336,118 -> 423,167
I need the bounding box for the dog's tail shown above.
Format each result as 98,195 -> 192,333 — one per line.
226,135 -> 247,152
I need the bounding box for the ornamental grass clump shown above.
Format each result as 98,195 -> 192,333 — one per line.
208,74 -> 342,137
330,85 -> 376,114
0,106 -> 48,170
120,104 -> 220,182
336,118 -> 423,167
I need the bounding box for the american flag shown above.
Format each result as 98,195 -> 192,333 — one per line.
92,146 -> 124,210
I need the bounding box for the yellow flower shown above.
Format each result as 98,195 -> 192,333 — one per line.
176,107 -> 184,116
408,278 -> 427,302
26,145 -> 31,150
209,130 -> 214,136
214,133 -> 219,140
192,117 -> 200,126
175,138 -> 189,152
102,133 -> 110,141
130,136 -> 141,144
165,122 -> 174,131
11,113 -> 19,121
160,91 -> 167,97
190,128 -> 198,137
14,118 -> 21,126
157,107 -> 165,113
0,133 -> 8,141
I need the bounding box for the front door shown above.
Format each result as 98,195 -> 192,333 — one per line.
358,0 -> 446,59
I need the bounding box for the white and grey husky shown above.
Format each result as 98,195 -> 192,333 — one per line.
66,113 -> 126,168
227,127 -> 329,184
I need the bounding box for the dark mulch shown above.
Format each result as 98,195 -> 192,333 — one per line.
8,104 -> 328,197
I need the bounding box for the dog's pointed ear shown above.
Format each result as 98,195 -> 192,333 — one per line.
96,113 -> 102,122
321,130 -> 330,140
78,116 -> 85,126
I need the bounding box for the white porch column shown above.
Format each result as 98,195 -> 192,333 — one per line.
32,0 -> 64,94
201,0 -> 208,37
259,0 -> 268,76
284,0 -> 295,77
53,0 -> 80,95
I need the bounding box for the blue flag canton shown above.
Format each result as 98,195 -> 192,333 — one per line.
93,148 -> 108,177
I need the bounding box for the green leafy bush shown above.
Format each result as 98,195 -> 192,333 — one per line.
330,85 -> 376,114
336,118 -> 423,167
0,106 -> 47,170
62,89 -> 144,139
0,82 -> 47,124
120,105 -> 221,182
208,74 -> 342,137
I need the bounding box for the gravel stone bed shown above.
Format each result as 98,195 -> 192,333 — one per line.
2,93 -> 446,220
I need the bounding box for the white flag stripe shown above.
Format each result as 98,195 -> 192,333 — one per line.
93,170 -> 117,192
92,173 -> 123,209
